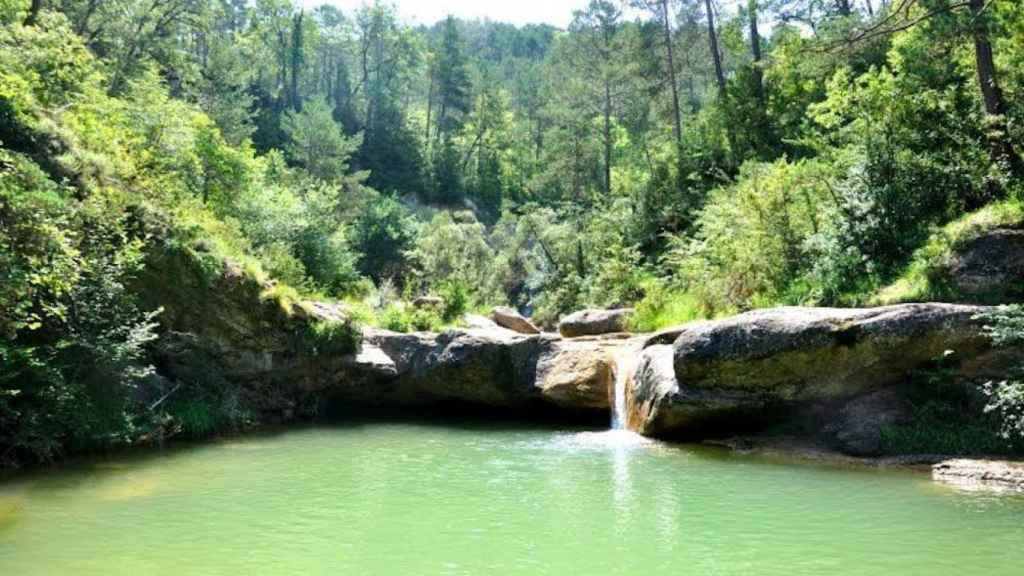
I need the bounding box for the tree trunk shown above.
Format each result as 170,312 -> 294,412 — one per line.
836,0 -> 852,16
290,12 -> 304,111
660,0 -> 683,144
748,0 -> 764,103
704,0 -> 726,98
425,63 -> 435,145
24,0 -> 43,26
864,0 -> 874,17
603,79 -> 613,196
969,0 -> 1024,181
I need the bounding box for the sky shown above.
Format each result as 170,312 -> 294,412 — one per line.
298,0 -> 586,27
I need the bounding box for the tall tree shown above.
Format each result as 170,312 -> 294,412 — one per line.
967,0 -> 1023,180
704,0 -> 726,98
632,0 -> 683,144
432,16 -> 473,203
434,16 -> 472,140
570,1 -> 624,196
289,10 -> 304,110
748,0 -> 765,102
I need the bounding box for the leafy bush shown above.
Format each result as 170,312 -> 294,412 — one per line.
879,357 -> 1011,456
301,318 -> 361,357
412,211 -> 499,306
349,193 -> 417,285
978,306 -> 1024,445
666,159 -> 832,312
630,279 -> 708,332
437,280 -> 469,322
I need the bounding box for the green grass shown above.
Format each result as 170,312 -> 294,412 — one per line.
873,198 -> 1024,305
630,283 -> 713,332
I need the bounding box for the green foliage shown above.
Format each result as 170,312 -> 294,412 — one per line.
668,159 -> 833,312
412,211 -> 498,304
302,318 -> 361,357
0,149 -> 160,466
880,361 -> 1014,456
349,193 -> 417,284
282,96 -> 362,182
630,280 -> 709,332
977,306 -> 1024,444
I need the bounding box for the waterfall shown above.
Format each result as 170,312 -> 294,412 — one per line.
610,344 -> 639,430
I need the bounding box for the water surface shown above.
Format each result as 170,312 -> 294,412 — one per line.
2,423 -> 1022,575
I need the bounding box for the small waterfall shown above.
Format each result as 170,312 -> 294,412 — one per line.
610,344 -> 639,430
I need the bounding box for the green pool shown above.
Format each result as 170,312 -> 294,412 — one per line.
2,423 -> 1022,575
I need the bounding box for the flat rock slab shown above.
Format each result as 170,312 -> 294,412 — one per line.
933,459 -> 1024,492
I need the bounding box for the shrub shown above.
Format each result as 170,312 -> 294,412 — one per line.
437,280 -> 469,322
301,318 -> 360,357
978,305 -> 1024,445
630,279 -> 709,332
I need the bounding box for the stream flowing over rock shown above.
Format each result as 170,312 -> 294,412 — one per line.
627,304 -> 1007,443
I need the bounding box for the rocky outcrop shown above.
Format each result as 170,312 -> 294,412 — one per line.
491,306 -> 541,335
335,327 -> 618,413
629,304 -> 997,439
947,229 -> 1024,303
933,459 -> 1024,491
559,308 -> 634,338
137,245 -> 360,421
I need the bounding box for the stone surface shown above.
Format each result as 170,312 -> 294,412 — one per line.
137,245 -> 360,422
340,327 -> 617,412
627,345 -> 760,436
827,388 -> 908,457
933,459 -> 1024,491
535,341 -> 614,409
672,304 -> 988,400
463,314 -> 501,330
559,308 -> 635,338
948,229 -> 1024,303
630,304 -> 994,439
491,306 -> 541,335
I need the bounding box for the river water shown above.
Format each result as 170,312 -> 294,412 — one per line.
1,423 -> 1022,575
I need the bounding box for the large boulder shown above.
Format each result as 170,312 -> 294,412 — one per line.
338,328 -> 617,413
535,340 -> 615,409
630,304 -> 995,439
559,308 -> 635,338
627,345 -> 760,435
947,228 -> 1024,303
491,306 -> 541,335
